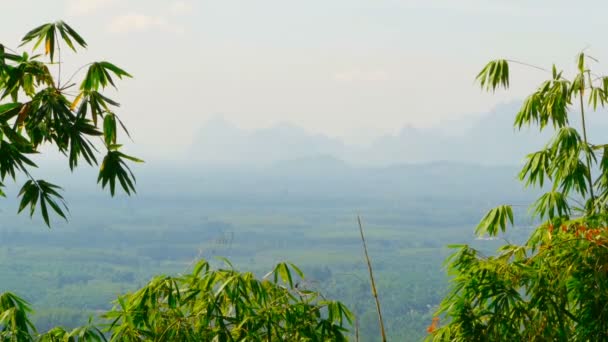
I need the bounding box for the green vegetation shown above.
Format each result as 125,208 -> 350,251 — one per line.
0,21 -> 140,226
430,55 -> 608,340
0,259 -> 351,341
10,18 -> 608,342
0,22 -> 353,341
0,183 -> 523,341
105,260 -> 351,341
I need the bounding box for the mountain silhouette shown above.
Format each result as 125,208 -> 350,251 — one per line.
190,103 -> 608,166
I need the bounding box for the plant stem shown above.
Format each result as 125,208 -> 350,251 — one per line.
357,215 -> 387,342
267,321 -> 271,342
579,91 -> 596,210
57,38 -> 62,88
505,59 -> 550,73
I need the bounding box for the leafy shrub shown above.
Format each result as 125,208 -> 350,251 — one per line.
1,260 -> 352,341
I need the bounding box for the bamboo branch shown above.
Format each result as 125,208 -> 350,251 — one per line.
357,215 -> 387,342
355,316 -> 360,342
578,83 -> 596,210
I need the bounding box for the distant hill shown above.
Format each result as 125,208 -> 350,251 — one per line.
15,101 -> 604,208
190,102 -> 608,166
104,159 -> 530,211
192,118 -> 347,165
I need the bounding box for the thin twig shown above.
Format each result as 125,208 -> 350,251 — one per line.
1,45 -> 18,54
505,59 -> 550,73
578,82 -> 596,210
505,59 -> 572,81
57,38 -> 62,88
62,63 -> 92,88
357,215 -> 387,342
355,317 -> 360,342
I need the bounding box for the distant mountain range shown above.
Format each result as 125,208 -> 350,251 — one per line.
190,102 -> 608,166
14,101 -> 604,207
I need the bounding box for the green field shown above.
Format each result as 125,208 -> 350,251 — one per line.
0,163 -> 535,341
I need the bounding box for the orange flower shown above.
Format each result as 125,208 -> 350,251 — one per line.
427,317 -> 439,334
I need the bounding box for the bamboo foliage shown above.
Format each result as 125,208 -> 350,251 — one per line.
105,260 -> 353,341
0,260 -> 353,341
429,53 -> 608,341
0,21 -> 141,227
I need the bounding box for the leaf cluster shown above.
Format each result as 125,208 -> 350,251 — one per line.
430,53 -> 608,341
0,260 -> 353,341
0,21 -> 142,227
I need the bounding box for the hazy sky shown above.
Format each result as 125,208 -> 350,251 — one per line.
2,1 -> 608,157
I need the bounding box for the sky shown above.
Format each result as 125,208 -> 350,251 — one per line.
2,0 -> 608,159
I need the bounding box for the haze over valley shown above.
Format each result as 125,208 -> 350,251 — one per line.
3,1 -> 608,340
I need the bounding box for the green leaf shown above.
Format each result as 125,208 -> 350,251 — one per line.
532,191 -> 570,220
475,205 -> 514,236
98,151 -> 141,196
476,59 -> 510,92
81,62 -> 132,91
519,149 -> 552,188
588,87 -> 607,110
19,21 -> 87,63
59,21 -> 87,48
0,102 -> 22,122
104,113 -> 117,146
17,180 -> 67,227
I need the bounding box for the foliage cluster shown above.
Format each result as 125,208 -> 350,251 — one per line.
0,21 -> 141,227
0,22 -> 353,342
430,54 -> 608,340
1,203 -> 458,342
0,260 -> 352,341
